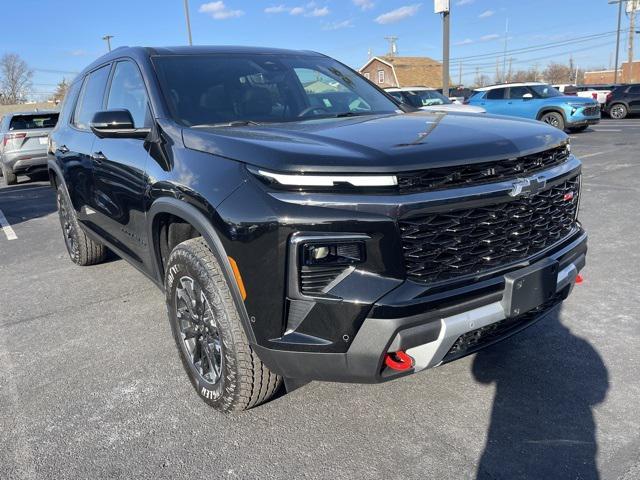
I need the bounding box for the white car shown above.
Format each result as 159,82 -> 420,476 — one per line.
553,84 -> 614,106
386,87 -> 486,114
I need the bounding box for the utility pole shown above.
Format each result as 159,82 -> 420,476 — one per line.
458,60 -> 462,86
629,1 -> 637,82
184,0 -> 193,45
434,0 -> 451,97
384,36 -> 399,57
507,57 -> 513,83
496,57 -> 500,83
502,18 -> 509,83
612,0 -> 624,84
102,35 -> 113,52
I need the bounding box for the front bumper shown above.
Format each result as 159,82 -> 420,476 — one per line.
566,118 -> 600,128
255,231 -> 587,383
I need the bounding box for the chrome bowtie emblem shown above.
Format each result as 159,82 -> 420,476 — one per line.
508,176 -> 547,197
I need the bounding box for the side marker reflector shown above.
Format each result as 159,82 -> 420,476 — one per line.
575,274 -> 584,285
228,256 -> 247,301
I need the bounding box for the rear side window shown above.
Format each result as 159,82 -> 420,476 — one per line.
9,114 -> 59,130
628,85 -> 640,94
106,61 -> 151,128
508,87 -> 531,99
73,64 -> 111,130
486,88 -> 506,100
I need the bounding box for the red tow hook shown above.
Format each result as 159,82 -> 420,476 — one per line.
576,274 -> 584,285
384,351 -> 414,371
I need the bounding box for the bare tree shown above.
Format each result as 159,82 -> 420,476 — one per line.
51,78 -> 70,104
542,62 -> 572,84
511,68 -> 539,83
473,73 -> 491,88
0,53 -> 33,104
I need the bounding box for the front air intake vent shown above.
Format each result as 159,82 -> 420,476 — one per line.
299,265 -> 347,296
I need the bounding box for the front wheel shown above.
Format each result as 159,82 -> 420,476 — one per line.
539,111 -> 565,130
609,103 -> 628,119
165,237 -> 281,412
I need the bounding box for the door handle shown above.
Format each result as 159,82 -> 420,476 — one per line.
56,145 -> 69,154
91,151 -> 107,164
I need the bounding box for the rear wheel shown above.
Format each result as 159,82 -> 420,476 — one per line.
2,165 -> 17,185
165,237 -> 281,412
539,111 -> 565,130
609,103 -> 627,119
56,184 -> 107,265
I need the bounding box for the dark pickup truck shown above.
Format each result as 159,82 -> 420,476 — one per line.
48,46 -> 587,412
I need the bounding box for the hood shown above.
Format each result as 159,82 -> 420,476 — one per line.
419,104 -> 486,114
553,95 -> 598,106
182,111 -> 567,174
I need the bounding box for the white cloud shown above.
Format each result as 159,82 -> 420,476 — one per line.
478,9 -> 494,18
307,6 -> 329,16
454,38 -> 473,46
455,0 -> 474,5
480,33 -> 500,41
289,6 -> 305,15
265,5 -> 288,13
323,19 -> 354,30
353,0 -> 374,10
374,4 -> 421,24
199,1 -> 244,19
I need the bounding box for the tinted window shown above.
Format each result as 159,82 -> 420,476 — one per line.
152,54 -> 399,126
9,114 -> 59,130
486,88 -> 506,100
107,61 -> 151,128
73,64 -> 111,129
509,86 -> 531,99
529,84 -> 562,98
628,85 -> 640,94
59,81 -> 82,124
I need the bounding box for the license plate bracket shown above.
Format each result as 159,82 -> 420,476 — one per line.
501,259 -> 558,318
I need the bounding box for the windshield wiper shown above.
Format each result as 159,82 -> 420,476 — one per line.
193,120 -> 262,128
332,111 -> 370,118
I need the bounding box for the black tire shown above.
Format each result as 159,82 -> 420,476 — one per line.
165,237 -> 281,412
568,125 -> 589,133
56,184 -> 107,265
609,103 -> 627,119
539,111 -> 565,130
2,165 -> 17,185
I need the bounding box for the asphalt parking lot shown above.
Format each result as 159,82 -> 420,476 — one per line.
1,118 -> 639,480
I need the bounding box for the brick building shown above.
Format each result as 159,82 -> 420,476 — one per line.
359,56 -> 443,88
584,61 -> 640,84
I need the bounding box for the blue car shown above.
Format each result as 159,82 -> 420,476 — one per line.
468,82 -> 600,132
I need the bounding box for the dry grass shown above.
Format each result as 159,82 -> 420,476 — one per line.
0,102 -> 59,115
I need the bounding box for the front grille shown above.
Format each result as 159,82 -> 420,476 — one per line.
397,145 -> 569,194
299,265 -> 347,296
582,106 -> 600,116
400,176 -> 580,284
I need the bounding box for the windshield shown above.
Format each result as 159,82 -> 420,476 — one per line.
152,54 -> 400,126
529,84 -> 563,98
403,90 -> 452,107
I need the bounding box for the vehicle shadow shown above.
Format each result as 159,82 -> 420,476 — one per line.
0,181 -> 57,227
473,307 -> 608,480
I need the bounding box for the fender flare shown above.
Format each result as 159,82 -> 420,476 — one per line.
147,197 -> 257,344
536,107 -> 567,123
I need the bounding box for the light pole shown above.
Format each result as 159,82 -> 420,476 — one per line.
609,0 -> 625,84
184,0 -> 193,46
435,0 -> 450,97
102,35 -> 114,52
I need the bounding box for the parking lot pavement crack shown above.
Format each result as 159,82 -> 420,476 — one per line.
0,287 -> 158,329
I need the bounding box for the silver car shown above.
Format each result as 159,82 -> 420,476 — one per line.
0,110 -> 59,185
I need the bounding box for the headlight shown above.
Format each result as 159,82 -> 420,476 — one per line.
249,166 -> 397,188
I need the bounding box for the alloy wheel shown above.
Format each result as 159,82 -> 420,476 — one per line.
610,105 -> 626,119
175,276 -> 223,386
542,114 -> 560,128
57,193 -> 79,259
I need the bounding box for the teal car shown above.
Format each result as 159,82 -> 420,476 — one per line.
468,82 -> 600,132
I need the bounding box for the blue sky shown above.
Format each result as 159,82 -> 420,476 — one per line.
1,0 -> 632,99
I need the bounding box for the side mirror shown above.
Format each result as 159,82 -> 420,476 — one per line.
522,93 -> 534,100
90,109 -> 150,139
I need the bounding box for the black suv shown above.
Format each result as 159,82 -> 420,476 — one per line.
604,83 -> 640,119
49,46 -> 587,411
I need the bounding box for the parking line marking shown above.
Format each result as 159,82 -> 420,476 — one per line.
591,129 -> 622,132
0,208 -> 17,240
578,151 -> 614,159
